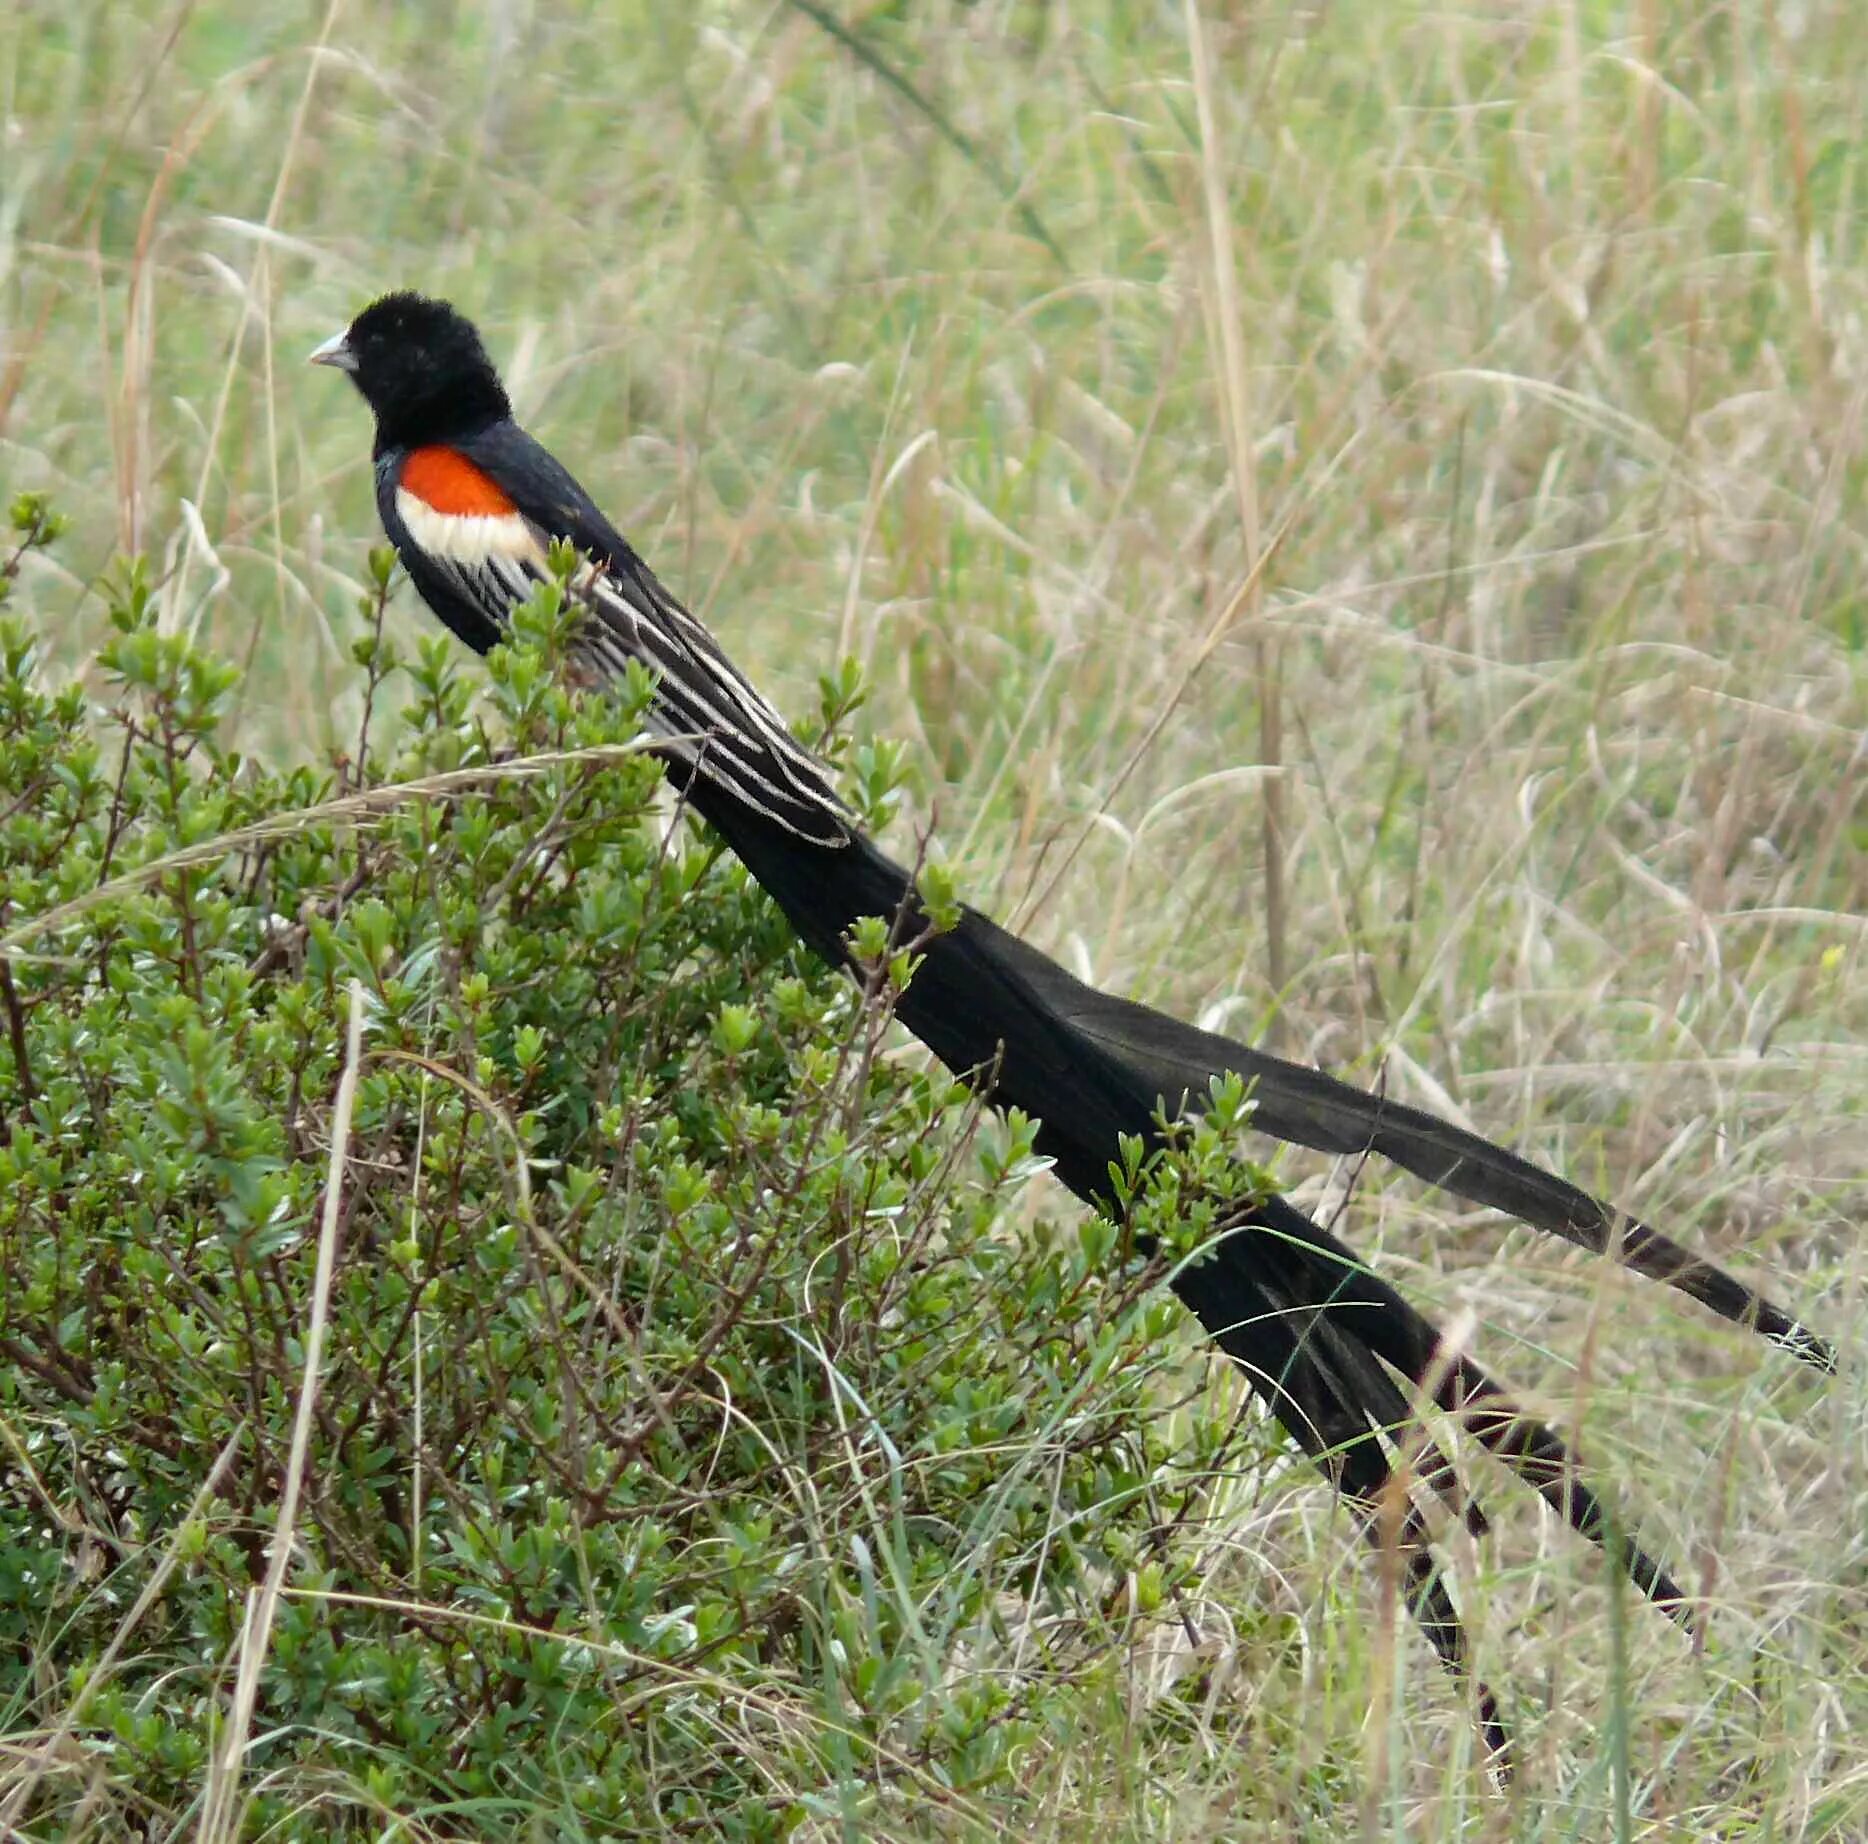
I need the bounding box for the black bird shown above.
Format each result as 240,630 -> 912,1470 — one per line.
312,291 -> 1831,1762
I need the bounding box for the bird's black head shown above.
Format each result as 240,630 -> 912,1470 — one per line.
310,292 -> 511,453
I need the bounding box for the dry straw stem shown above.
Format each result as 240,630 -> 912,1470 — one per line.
195,979 -> 365,1844
1184,0 -> 1287,1017
0,741 -> 667,962
160,0 -> 345,632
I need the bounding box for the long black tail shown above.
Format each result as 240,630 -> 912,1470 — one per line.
562,544 -> 1835,1755
687,786 -> 1829,1756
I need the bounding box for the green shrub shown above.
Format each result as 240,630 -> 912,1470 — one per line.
0,502 -> 1245,1839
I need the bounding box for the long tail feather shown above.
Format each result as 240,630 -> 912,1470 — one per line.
687,801 -> 1773,1740
1245,1201 -> 1691,1616
966,910 -> 1833,1372
1173,1201 -> 1513,1758
557,569 -> 1826,1756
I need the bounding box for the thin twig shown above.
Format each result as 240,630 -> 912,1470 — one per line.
0,741 -> 669,961
197,980 -> 365,1844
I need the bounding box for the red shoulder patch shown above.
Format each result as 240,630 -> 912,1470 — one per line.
400,446 -> 519,517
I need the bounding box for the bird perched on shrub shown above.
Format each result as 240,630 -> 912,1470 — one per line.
313,291 -> 1830,1764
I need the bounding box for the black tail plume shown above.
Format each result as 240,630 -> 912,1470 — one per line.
680,794 -> 1810,1749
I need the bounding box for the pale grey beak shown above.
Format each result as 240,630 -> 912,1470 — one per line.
307,328 -> 357,372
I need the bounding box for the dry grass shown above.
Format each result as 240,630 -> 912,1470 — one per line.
3,0 -> 1863,1835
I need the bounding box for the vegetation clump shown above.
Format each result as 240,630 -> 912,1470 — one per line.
0,503 -> 1250,1839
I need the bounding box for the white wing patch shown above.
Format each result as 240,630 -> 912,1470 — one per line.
394,488 -> 549,571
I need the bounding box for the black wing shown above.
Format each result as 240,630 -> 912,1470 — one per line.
452,423 -> 854,846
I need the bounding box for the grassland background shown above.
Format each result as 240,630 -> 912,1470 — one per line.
3,0 -> 1865,1836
